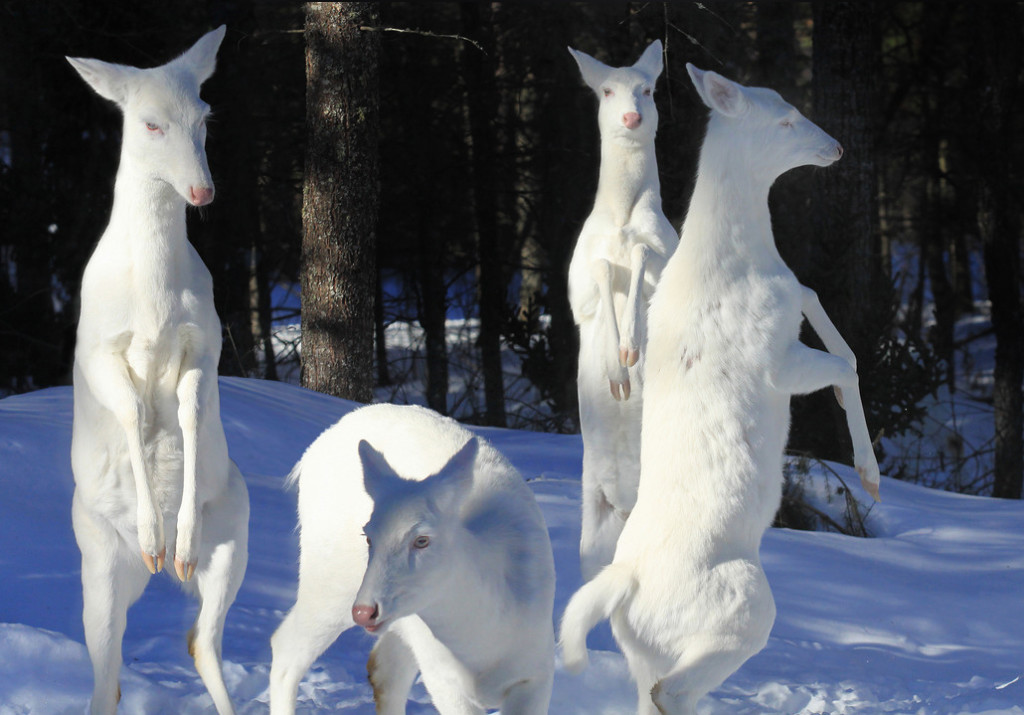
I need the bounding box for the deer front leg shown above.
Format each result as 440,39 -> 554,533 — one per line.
799,286 -> 880,498
174,342 -> 210,583
593,258 -> 630,400
801,286 -> 857,408
776,342 -> 881,501
85,349 -> 165,572
618,243 -> 649,369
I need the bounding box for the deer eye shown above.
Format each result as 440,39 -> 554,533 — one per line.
602,88 -> 613,97
643,88 -> 652,96
412,535 -> 430,549
780,119 -> 793,128
145,122 -> 161,132
364,534 -> 371,547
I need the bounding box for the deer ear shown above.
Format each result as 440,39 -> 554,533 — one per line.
66,57 -> 137,108
427,438 -> 479,515
177,25 -> 226,86
359,440 -> 404,502
632,40 -> 663,81
687,64 -> 747,117
568,47 -> 612,91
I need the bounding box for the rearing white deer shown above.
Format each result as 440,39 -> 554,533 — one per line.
66,26 -> 248,714
560,66 -> 880,715
568,41 -> 678,580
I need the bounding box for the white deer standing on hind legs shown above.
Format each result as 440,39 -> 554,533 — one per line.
567,40 -> 678,581
66,26 -> 249,714
560,66 -> 881,715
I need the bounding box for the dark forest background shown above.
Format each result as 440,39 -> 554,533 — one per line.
1,2 -> 1021,498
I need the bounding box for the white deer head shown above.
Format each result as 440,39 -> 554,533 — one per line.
570,40 -> 664,146
686,63 -> 843,183
351,438 -> 479,633
67,26 -> 226,206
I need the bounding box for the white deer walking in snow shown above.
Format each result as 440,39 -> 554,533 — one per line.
67,26 -> 248,714
568,40 -> 678,580
269,404 -> 555,715
560,66 -> 881,715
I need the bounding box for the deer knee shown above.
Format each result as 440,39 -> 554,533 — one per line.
630,242 -> 650,267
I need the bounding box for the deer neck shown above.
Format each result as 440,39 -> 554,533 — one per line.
682,126 -> 779,264
594,137 -> 661,227
107,156 -> 190,274
419,533 -> 503,653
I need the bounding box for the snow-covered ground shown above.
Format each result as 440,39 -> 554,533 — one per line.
1,376 -> 1022,714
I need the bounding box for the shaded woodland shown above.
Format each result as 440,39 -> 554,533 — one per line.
1,2 -> 1021,496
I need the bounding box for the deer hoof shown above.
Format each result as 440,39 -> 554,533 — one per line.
834,386 -> 845,409
141,548 -> 165,575
857,467 -> 881,502
174,557 -> 196,582
609,378 -> 631,401
620,346 -> 639,368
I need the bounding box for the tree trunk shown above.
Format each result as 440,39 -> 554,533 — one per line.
460,1 -> 507,427
374,265 -> 391,388
252,242 -> 279,381
811,1 -> 884,341
757,3 -> 811,277
807,0 -> 885,460
417,197 -> 449,414
972,3 -> 1023,499
300,2 -> 379,402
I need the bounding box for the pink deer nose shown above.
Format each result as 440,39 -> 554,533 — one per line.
622,112 -> 642,130
189,187 -> 215,206
352,603 -> 379,628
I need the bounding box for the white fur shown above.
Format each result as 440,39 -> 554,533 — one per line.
67,26 -> 249,715
560,66 -> 881,715
567,41 -> 678,580
269,404 -> 556,715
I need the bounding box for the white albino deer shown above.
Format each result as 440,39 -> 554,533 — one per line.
66,26 -> 248,714
559,66 -> 881,715
269,404 -> 556,715
568,40 -> 678,580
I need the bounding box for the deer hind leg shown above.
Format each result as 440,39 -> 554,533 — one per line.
608,610 -> 663,715
579,478 -> 626,581
368,630 -> 419,715
592,258 -> 630,400
73,493 -> 150,714
776,341 -> 881,499
618,243 -> 650,369
185,465 -> 248,715
649,636 -> 760,715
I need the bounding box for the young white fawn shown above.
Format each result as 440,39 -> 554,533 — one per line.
560,65 -> 880,715
269,404 -> 555,715
67,26 -> 248,714
567,40 -> 678,579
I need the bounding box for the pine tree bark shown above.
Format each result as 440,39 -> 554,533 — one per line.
460,1 -> 507,427
811,0 -> 884,344
417,197 -> 449,415
973,3 -> 1023,499
807,0 -> 885,460
301,3 -> 379,402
